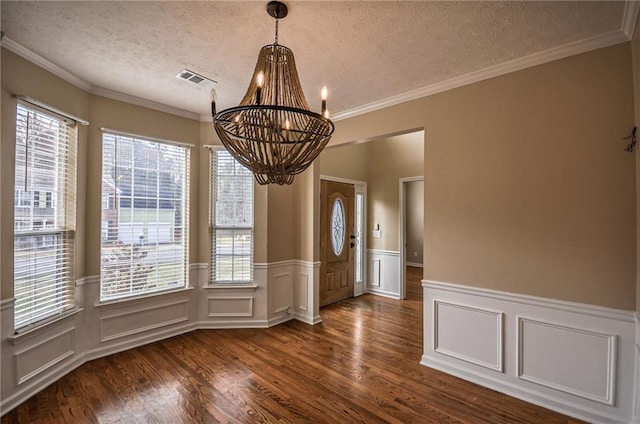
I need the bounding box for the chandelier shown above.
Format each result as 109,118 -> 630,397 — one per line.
211,1 -> 334,185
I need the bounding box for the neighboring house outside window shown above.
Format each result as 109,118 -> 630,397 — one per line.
13,103 -> 77,330
210,149 -> 254,284
100,132 -> 190,301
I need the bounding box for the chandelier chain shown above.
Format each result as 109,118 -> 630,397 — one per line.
275,17 -> 279,45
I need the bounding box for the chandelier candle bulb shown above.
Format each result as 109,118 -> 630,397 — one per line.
256,71 -> 265,105
210,89 -> 217,115
321,86 -> 328,114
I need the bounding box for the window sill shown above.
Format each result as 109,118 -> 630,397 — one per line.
95,286 -> 194,309
205,284 -> 258,291
10,307 -> 84,345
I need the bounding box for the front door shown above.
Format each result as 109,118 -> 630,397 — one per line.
320,180 -> 355,307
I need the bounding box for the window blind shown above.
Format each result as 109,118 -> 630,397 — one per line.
14,103 -> 77,330
100,132 -> 190,301
210,149 -> 254,283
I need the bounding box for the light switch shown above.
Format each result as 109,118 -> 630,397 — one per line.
372,230 -> 381,238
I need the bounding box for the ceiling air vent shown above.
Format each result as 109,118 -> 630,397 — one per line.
176,69 -> 217,88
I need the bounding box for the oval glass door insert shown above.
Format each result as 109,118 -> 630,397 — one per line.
331,198 -> 345,255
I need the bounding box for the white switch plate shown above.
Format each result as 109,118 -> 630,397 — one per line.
372,230 -> 381,238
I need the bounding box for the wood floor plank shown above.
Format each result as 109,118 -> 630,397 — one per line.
1,267 -> 585,423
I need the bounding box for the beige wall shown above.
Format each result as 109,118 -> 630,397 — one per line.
320,132 -> 424,252
2,40 -> 638,312
633,19 -> 640,314
331,43 -> 636,310
406,180 -> 424,265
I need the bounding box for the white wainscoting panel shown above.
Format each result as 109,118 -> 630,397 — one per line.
207,297 -> 253,317
367,250 -> 400,298
518,317 -> 616,405
15,329 -> 75,385
434,301 -> 503,372
422,280 -> 637,424
293,261 -> 321,325
371,259 -> 381,287
295,272 -> 309,311
272,273 -> 292,314
100,299 -> 190,342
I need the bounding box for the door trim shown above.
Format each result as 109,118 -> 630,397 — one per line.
399,176 -> 424,300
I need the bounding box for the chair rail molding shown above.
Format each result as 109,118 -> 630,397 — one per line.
422,280 -> 637,424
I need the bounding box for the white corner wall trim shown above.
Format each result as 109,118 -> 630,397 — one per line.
422,280 -> 637,424
333,30 -> 628,122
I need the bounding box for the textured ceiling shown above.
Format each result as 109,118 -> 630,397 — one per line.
0,1 -> 629,119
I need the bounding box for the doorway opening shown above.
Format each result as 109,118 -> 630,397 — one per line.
318,129 -> 424,301
399,177 -> 424,299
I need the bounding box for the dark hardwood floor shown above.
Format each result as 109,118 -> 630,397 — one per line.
2,267 -> 584,423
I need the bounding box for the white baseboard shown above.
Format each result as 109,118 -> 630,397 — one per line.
422,280 -> 637,424
198,319 -> 269,329
366,288 -> 401,299
421,354 -> 623,424
268,314 -> 294,327
294,312 -> 322,326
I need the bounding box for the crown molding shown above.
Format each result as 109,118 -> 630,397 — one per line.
622,0 -> 640,40
332,29 -> 629,122
91,87 -> 200,121
2,36 -> 200,121
1,36 -> 92,91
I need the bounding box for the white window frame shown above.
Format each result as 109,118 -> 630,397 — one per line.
13,101 -> 78,331
99,130 -> 191,302
209,147 -> 254,285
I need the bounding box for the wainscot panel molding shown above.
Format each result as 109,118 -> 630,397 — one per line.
99,298 -> 191,342
517,317 -> 616,405
1,260 -> 323,416
15,329 -> 75,385
207,297 -> 254,318
367,250 -> 400,298
293,260 -> 321,325
433,301 -> 503,372
422,280 -> 637,424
